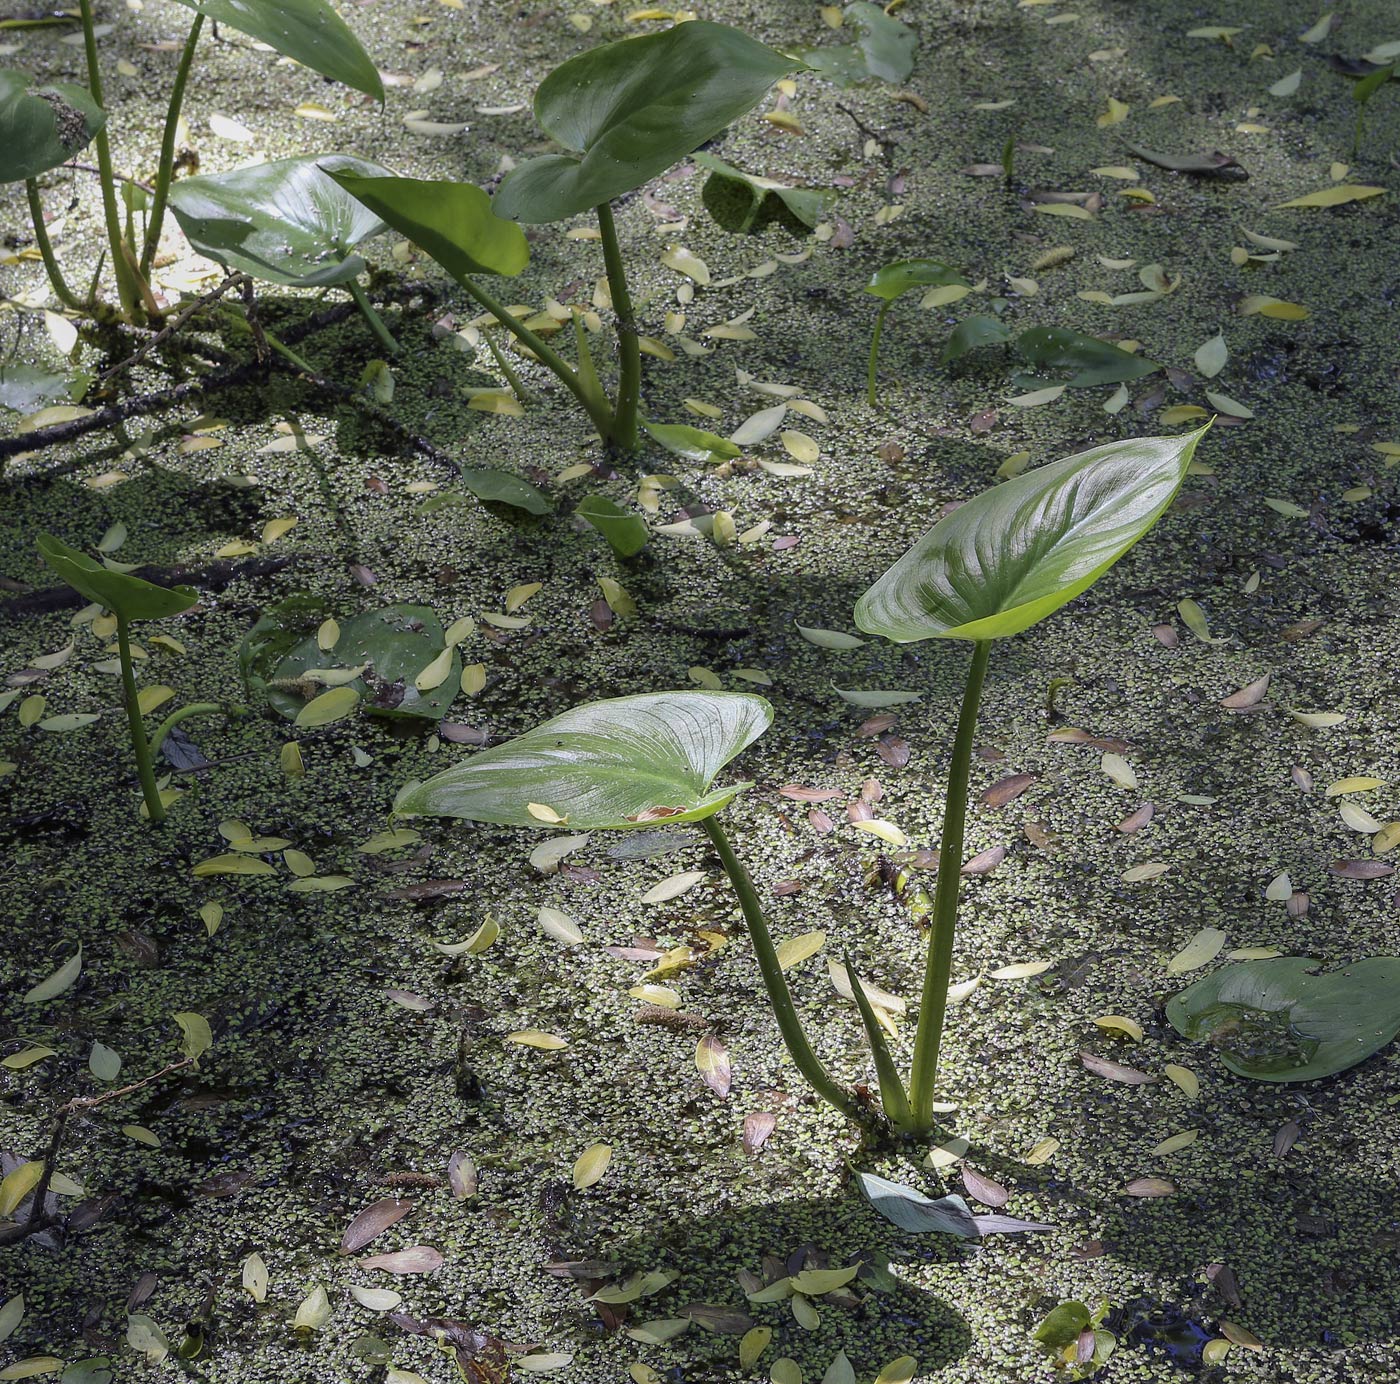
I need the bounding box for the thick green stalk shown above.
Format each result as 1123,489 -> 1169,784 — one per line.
345,277 -> 399,355
116,615 -> 165,824
25,180 -> 87,311
907,639 -> 992,1131
147,702 -> 222,759
78,0 -> 140,320
702,816 -> 859,1121
450,272 -> 617,442
867,300 -> 892,407
594,200 -> 640,451
140,11 -> 203,276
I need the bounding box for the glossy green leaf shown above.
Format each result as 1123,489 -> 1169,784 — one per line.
0,70 -> 105,183
642,419 -> 742,464
799,2 -> 916,87
693,152 -> 832,234
240,600 -> 458,721
173,0 -> 383,100
866,258 -> 968,303
1167,956 -> 1400,1081
1033,1302 -> 1092,1352
36,534 -> 196,622
326,169 -> 529,279
167,155 -> 391,288
577,496 -> 649,558
493,22 -> 795,223
415,473 -> 552,517
855,428 -> 1208,643
940,314 -> 1014,365
1015,326 -> 1161,388
396,691 -> 773,828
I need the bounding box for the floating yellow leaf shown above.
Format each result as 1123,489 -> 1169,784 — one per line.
989,960 -> 1054,980
1034,202 -> 1094,221
1326,776 -> 1384,796
1151,1128 -> 1199,1156
506,1030 -> 569,1050
1093,1015 -> 1144,1041
414,646 -> 453,692
775,932 -> 826,970
1163,1063 -> 1199,1097
572,1142 -> 612,1189
1238,295 -> 1309,320
1275,183 -> 1385,209
850,819 -> 909,847
1095,97 -> 1129,127
1024,1137 -> 1060,1165
1167,927 -> 1226,975
192,853 -> 276,878
295,685 -> 360,727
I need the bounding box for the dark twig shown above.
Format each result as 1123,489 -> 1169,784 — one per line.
0,1057 -> 195,1248
95,272 -> 251,387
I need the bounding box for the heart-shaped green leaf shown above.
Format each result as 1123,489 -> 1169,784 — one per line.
0,70 -> 105,183
866,258 -> 968,303
940,314 -> 1014,365
1015,326 -> 1161,388
326,169 -> 529,280
173,0 -> 383,100
37,533 -> 196,622
798,2 -> 916,87
167,155 -> 392,289
493,22 -> 795,223
240,600 -> 458,722
1167,957 -> 1400,1081
693,152 -> 832,234
855,427 -> 1208,643
396,691 -> 773,828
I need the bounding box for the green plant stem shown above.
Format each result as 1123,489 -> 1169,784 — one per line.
78,0 -> 140,321
140,10 -> 203,277
867,301 -> 892,407
450,272 -> 617,441
25,180 -> 87,311
262,330 -> 317,375
907,639 -> 992,1132
147,702 -> 223,758
116,615 -> 166,824
702,816 -> 860,1122
480,327 -> 530,404
594,200 -> 640,451
345,277 -> 399,354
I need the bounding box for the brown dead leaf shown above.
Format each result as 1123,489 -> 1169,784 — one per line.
743,1112 -> 777,1154
980,773 -> 1036,807
340,1197 -> 414,1254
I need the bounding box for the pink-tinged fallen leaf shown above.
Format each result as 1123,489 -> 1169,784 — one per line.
980,773 -> 1036,807
809,809 -> 834,834
1330,860 -> 1394,880
1124,1177 -> 1175,1197
1080,1051 -> 1155,1085
1272,1120 -> 1301,1158
439,723 -> 489,745
1221,673 -> 1271,710
777,785 -> 844,802
349,564 -> 377,586
358,1245 -> 443,1274
969,408 -> 998,433
743,1112 -> 777,1154
1048,727 -> 1132,752
1204,1263 -> 1243,1309
1152,623 -> 1179,647
960,1164 -> 1010,1208
696,1034 -> 731,1099
846,800 -> 874,823
340,1197 -> 414,1254
1117,802 -> 1155,833
961,845 -> 1005,875
856,713 -> 899,738
772,535 -> 800,551
876,737 -> 910,769
1070,1240 -> 1107,1260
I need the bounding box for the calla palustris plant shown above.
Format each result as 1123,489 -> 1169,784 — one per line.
864,258 -> 969,406
1168,956 -> 1400,1082
166,155 -> 398,353
36,534 -> 221,825
333,21 -> 796,451
3,0 -> 379,321
851,425 -> 1212,1134
395,691 -> 860,1121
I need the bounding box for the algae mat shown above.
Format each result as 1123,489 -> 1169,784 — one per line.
2,0 -> 1399,1381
